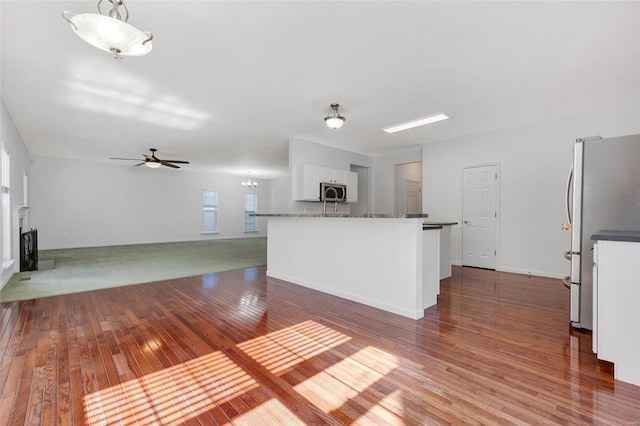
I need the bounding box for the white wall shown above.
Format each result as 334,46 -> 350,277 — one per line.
422,102 -> 640,278
1,98 -> 31,289
288,138 -> 373,213
269,176 -> 292,214
30,156 -> 271,249
372,147 -> 423,214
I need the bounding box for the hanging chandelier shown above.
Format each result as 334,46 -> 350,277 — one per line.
63,0 -> 153,60
324,103 -> 346,129
242,172 -> 258,187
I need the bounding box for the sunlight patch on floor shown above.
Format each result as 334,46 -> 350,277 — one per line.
224,398 -> 304,425
84,351 -> 258,425
293,346 -> 404,424
237,320 -> 351,374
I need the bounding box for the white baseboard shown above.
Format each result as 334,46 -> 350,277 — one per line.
495,267 -> 564,279
450,262 -> 564,279
266,270 -> 424,320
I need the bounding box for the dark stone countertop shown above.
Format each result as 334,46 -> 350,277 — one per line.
591,230 -> 640,242
253,214 -> 429,218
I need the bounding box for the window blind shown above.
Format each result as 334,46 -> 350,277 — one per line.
202,190 -> 218,232
1,147 -> 9,193
244,193 -> 257,232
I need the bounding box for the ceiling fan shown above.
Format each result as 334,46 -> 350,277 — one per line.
110,148 -> 190,169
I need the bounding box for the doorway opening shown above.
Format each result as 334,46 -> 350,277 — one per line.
394,162 -> 422,214
350,165 -> 369,215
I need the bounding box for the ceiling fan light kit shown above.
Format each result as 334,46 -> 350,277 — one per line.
62,0 -> 153,60
110,148 -> 190,169
324,103 -> 346,129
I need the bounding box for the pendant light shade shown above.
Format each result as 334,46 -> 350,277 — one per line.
324,103 -> 346,129
63,0 -> 153,60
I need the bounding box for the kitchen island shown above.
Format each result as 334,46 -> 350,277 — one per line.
255,214 -> 439,319
424,221 -> 457,279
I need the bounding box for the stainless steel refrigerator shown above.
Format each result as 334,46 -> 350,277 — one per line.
563,134 -> 640,330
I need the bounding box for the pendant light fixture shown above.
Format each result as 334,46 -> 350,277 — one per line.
324,103 -> 346,129
63,0 -> 153,60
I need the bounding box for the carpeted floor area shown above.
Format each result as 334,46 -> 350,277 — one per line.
0,237 -> 267,303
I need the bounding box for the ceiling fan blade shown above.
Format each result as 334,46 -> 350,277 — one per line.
110,157 -> 142,161
161,162 -> 180,169
133,162 -> 145,167
161,160 -> 190,164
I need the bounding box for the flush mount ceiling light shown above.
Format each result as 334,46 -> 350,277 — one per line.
382,113 -> 449,134
63,0 -> 153,60
324,103 -> 346,129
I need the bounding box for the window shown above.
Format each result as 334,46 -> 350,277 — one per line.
23,171 -> 28,206
2,146 -> 11,261
202,190 -> 218,232
244,193 -> 257,232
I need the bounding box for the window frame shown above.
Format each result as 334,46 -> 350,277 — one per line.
1,145 -> 11,263
244,193 -> 258,233
202,189 -> 219,234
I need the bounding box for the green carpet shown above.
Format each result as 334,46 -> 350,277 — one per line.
0,237 -> 267,303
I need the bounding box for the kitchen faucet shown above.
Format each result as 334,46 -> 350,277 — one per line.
323,187 -> 338,214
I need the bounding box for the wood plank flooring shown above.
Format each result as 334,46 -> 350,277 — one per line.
1,266 -> 639,425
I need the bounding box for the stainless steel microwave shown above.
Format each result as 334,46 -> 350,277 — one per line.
320,182 -> 347,202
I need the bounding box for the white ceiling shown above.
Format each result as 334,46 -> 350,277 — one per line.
1,1 -> 638,178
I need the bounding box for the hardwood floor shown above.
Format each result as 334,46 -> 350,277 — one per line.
1,266 -> 639,425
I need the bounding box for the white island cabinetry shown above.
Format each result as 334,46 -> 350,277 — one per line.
258,214 -> 439,319
592,231 -> 640,386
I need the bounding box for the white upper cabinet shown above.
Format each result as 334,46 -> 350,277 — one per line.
302,164 -> 322,201
331,169 -> 347,184
320,167 -> 333,183
298,164 -> 358,202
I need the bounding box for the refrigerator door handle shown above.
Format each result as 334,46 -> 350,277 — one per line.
565,165 -> 573,225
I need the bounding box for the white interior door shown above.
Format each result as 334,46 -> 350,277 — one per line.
462,165 -> 497,269
406,180 -> 421,214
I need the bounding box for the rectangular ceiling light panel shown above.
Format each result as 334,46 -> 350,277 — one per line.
382,113 -> 449,134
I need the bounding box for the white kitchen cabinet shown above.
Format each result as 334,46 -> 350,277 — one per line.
301,164 -> 321,200
320,167 -> 333,183
299,164 -> 358,202
593,238 -> 640,386
330,169 -> 346,184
